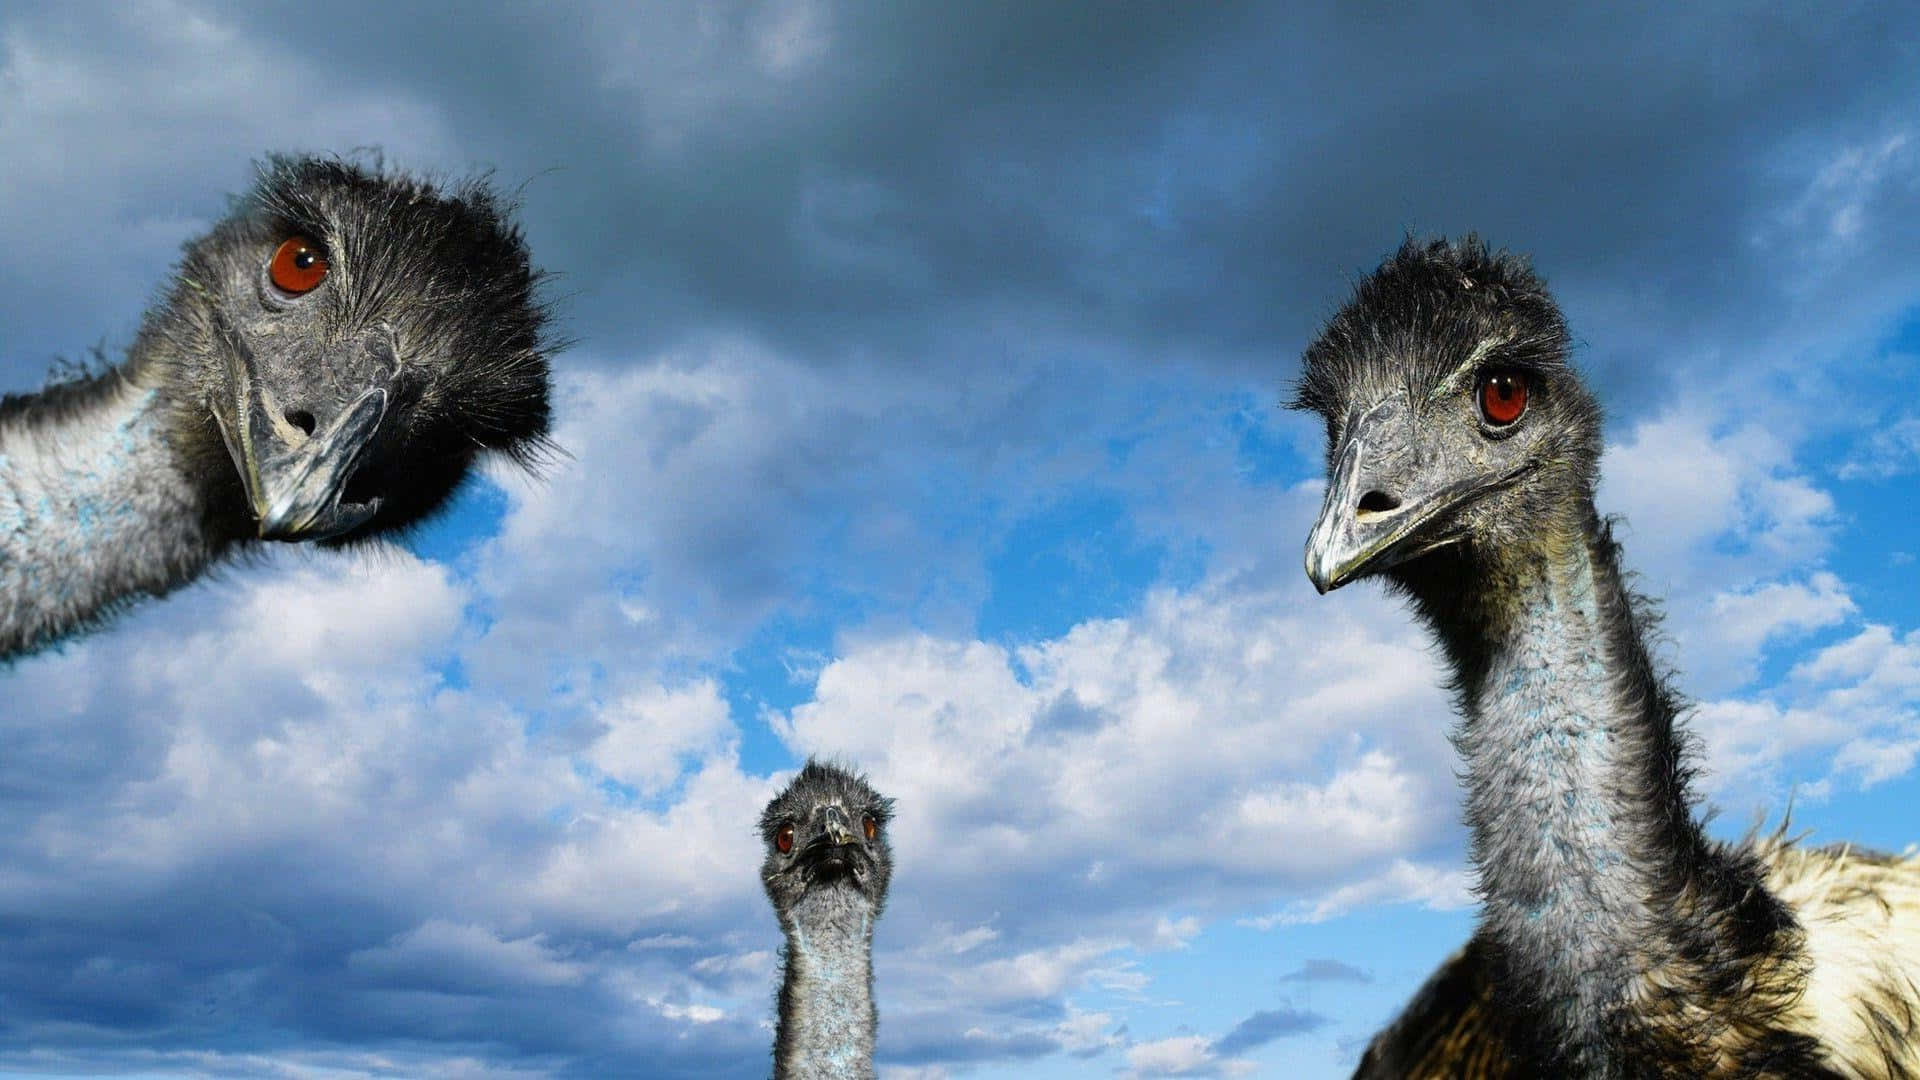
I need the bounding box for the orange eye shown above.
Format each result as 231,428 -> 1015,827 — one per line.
775,824 -> 794,854
862,815 -> 878,841
1479,370 -> 1528,426
269,236 -> 329,295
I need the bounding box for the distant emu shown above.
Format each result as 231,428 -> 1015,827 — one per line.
760,760 -> 895,1080
1296,237 -> 1920,1078
0,156 -> 552,659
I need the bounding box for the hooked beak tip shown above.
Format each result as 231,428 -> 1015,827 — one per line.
1304,496 -> 1362,594
1303,548 -> 1351,595
238,386 -> 390,541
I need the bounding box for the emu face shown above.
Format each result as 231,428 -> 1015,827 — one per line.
1293,237 -> 1602,592
175,158 -> 550,542
760,762 -> 895,918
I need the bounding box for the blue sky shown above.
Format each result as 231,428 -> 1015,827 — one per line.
2,3 -> 1918,1077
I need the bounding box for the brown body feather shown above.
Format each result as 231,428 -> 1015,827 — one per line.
1353,939 -> 1519,1080
1355,837 -> 1920,1079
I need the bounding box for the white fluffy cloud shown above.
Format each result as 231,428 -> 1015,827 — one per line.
1582,392 -> 1920,811
1696,623 -> 1920,796
776,573 -> 1456,914
1124,1035 -> 1255,1079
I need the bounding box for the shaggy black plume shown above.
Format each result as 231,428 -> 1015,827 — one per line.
1293,235 -> 1571,428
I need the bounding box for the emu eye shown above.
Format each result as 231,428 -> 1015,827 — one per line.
862,815 -> 878,841
1478,370 -> 1529,427
775,824 -> 794,854
269,236 -> 330,295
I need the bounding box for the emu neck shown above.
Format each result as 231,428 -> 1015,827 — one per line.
0,368 -> 231,659
1420,512 -> 1723,1070
775,891 -> 877,1080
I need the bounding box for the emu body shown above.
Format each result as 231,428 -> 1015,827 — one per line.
1300,238 -> 1920,1078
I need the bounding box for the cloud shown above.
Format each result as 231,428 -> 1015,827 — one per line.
1124,1034 -> 1254,1079
0,4 -> 460,372
348,920 -> 589,992
586,679 -> 735,794
1279,958 -> 1373,985
1710,573 -> 1857,649
1600,406 -> 1837,596
1692,623 -> 1920,801
1840,414 -> 1920,480
1580,395 -> 1920,809
1120,1007 -> 1339,1080
0,547 -> 786,1076
881,1006 -> 1122,1069
1242,859 -> 1476,930
1764,130 -> 1917,273
774,569 -> 1461,925
1212,1006 -> 1332,1056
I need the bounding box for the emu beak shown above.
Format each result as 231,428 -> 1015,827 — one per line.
210,315 -> 389,541
1304,396 -> 1485,593
821,806 -> 857,848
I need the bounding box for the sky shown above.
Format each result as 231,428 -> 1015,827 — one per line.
1,3 -> 1918,1077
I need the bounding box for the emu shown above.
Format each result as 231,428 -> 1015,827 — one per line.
1296,237 -> 1920,1078
759,760 -> 895,1080
0,155 -> 551,660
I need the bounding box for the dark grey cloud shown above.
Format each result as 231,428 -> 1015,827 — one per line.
13,4 -> 1920,395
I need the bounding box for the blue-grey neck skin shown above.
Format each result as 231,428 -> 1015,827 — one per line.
1409,511 -> 1807,1076
0,365 -> 231,659
1453,521 -> 1671,1069
774,887 -> 878,1080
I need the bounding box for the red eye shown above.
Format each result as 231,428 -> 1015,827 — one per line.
269,236 -> 329,295
1479,370 -> 1528,426
775,824 -> 794,854
862,816 -> 878,841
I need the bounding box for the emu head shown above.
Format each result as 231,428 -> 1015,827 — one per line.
1292,236 -> 1603,593
162,156 -> 551,542
760,760 -> 895,923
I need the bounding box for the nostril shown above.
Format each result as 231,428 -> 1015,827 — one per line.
285,409 -> 317,437
1357,490 -> 1401,515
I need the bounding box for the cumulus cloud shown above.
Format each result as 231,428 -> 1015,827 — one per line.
1582,391 -> 1920,812
1600,407 -> 1837,595
1690,624 -> 1920,802
775,573 -> 1458,922
0,548 -> 787,1076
